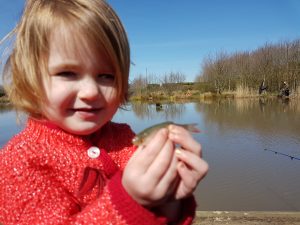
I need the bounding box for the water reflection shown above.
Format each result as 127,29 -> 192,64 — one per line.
0,109 -> 23,148
195,98 -> 300,137
130,101 -> 186,121
190,98 -> 300,211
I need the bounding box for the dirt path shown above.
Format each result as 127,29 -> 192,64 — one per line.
193,211 -> 300,225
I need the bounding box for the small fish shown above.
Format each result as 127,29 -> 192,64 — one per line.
132,121 -> 200,146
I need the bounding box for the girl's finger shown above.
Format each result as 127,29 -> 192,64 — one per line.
177,162 -> 200,189
175,159 -> 208,200
175,162 -> 195,199
133,128 -> 169,172
146,139 -> 174,183
154,153 -> 179,197
168,125 -> 202,156
175,149 -> 208,177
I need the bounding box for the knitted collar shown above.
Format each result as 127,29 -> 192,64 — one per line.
23,118 -> 107,147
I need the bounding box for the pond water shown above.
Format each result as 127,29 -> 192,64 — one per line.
1,98 -> 300,211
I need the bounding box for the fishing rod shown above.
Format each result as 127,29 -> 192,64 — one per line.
264,148 -> 300,161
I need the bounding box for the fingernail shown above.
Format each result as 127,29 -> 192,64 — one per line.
175,148 -> 182,155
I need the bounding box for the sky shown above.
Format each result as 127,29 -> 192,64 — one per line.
1,0 -> 300,82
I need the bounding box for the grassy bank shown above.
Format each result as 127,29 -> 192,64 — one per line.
193,211 -> 300,225
129,83 -> 300,102
129,80 -> 300,101
129,90 -> 296,102
129,89 -> 237,102
1,88 -> 299,108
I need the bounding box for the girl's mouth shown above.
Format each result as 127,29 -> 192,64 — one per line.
75,108 -> 101,112
72,108 -> 102,119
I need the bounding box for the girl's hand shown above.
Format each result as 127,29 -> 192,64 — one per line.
168,124 -> 209,200
122,128 -> 179,207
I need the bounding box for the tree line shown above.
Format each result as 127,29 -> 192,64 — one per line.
129,71 -> 190,99
196,38 -> 300,94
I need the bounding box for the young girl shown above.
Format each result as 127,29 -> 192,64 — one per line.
0,0 -> 208,224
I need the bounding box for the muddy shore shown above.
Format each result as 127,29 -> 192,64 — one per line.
193,211 -> 300,225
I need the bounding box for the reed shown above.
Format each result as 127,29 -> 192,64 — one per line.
235,84 -> 259,98
199,92 -> 214,99
294,86 -> 300,98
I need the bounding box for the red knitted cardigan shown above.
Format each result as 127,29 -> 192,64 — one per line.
0,118 -> 196,225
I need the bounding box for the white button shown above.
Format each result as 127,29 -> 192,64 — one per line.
87,146 -> 100,159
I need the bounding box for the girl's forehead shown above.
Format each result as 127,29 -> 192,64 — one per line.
49,25 -> 95,58
48,25 -> 114,71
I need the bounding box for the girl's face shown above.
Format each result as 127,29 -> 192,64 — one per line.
42,26 -> 120,135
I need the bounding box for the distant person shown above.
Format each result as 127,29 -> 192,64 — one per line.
280,81 -> 290,97
0,0 -> 208,224
259,80 -> 268,94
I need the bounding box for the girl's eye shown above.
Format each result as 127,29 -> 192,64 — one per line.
56,71 -> 77,78
98,73 -> 115,85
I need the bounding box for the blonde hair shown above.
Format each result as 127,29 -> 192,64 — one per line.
1,0 -> 130,118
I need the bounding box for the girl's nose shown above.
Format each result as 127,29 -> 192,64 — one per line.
78,78 -> 100,100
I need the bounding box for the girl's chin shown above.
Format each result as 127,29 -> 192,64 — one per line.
63,121 -> 103,135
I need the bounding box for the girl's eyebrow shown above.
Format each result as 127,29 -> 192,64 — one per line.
48,62 -> 81,74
